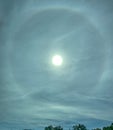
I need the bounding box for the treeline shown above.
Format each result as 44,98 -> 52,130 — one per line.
44,123 -> 113,130
23,123 -> 113,130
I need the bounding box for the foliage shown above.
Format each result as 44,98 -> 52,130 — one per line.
73,124 -> 87,130
92,128 -> 101,130
103,123 -> 113,130
44,123 -> 113,130
45,125 -> 63,130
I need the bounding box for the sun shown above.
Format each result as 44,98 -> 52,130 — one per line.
52,55 -> 63,66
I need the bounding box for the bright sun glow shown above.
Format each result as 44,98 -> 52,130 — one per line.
52,55 -> 63,66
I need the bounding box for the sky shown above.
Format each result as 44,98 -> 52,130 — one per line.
0,0 -> 113,130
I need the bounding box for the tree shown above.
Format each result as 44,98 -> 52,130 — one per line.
54,126 -> 63,130
73,124 -> 87,130
103,123 -> 113,130
45,125 -> 54,130
110,123 -> 113,130
45,125 -> 63,130
92,128 -> 101,130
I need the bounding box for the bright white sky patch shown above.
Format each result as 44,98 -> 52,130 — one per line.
52,55 -> 63,66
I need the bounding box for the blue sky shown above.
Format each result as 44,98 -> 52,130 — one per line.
0,0 -> 113,130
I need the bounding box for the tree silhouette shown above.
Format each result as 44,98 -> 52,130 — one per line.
54,126 -> 63,130
73,124 -> 87,130
44,123 -> 113,130
45,125 -> 63,130
92,128 -> 101,130
103,123 -> 113,130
